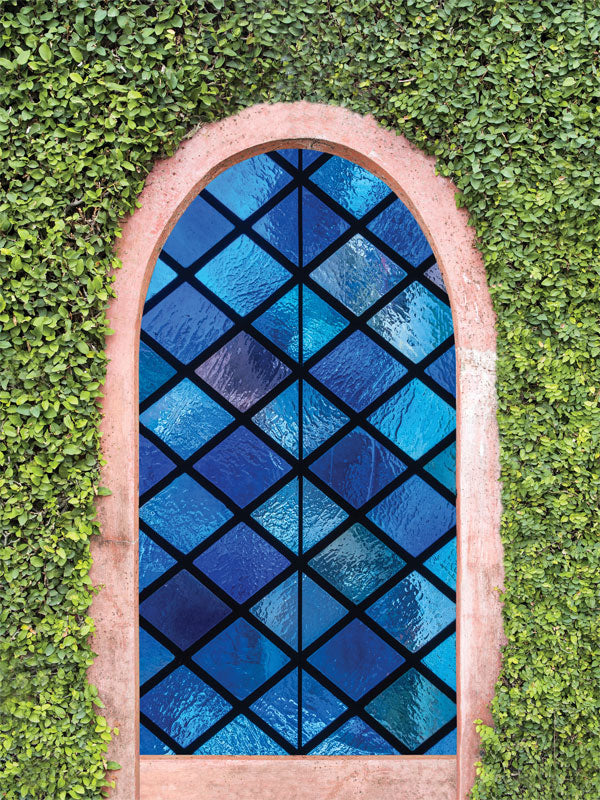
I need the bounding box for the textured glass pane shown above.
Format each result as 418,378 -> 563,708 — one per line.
424,727 -> 456,755
424,442 -> 456,494
367,199 -> 433,267
139,531 -> 176,591
424,538 -> 457,591
139,340 -> 176,403
303,480 -> 348,552
140,723 -> 173,755
251,479 -> 299,554
206,154 -> 291,219
308,717 -> 396,755
422,633 -> 456,691
139,628 -> 173,685
425,262 -> 447,291
424,345 -> 456,397
194,715 -> 286,755
253,382 -> 299,457
302,187 -> 350,264
139,434 -> 175,496
302,287 -> 349,361
146,258 -> 176,300
310,156 -> 390,218
252,190 -> 298,264
162,195 -> 234,267
252,287 -> 300,361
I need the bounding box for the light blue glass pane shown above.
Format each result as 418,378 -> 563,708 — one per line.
251,479 -> 298,554
367,199 -> 433,267
425,727 -> 456,755
303,382 -> 348,456
301,671 -> 346,745
302,287 -> 349,361
206,154 -> 291,219
139,434 -> 175,496
139,530 -> 176,591
310,156 -> 390,218
367,572 -> 455,652
194,427 -> 292,508
142,283 -> 233,364
197,235 -> 291,316
140,570 -> 231,650
302,574 -> 346,647
140,666 -> 231,748
252,190 -> 298,264
310,524 -> 405,604
302,188 -> 350,265
310,330 -> 407,412
424,442 -> 456,494
368,379 -> 455,460
146,258 -> 177,300
253,287 -> 299,361
303,480 -> 348,552
194,715 -> 286,755
196,331 -> 291,412
194,523 -> 290,602
422,633 -> 456,691
140,474 -> 232,553
424,345 -> 456,397
309,428 -> 406,508
139,340 -> 176,403
140,723 -> 173,755
308,717 -> 396,755
311,235 -> 406,315
368,282 -> 453,362
424,538 -> 457,591
193,619 -> 289,699
425,262 -> 447,292
308,620 -> 404,701
253,382 -> 299,457
367,475 -> 455,557
366,669 -> 456,751
140,628 -> 173,685
251,573 -> 298,649
162,195 -> 234,267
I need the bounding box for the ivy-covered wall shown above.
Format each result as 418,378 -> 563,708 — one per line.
1,1 -> 599,798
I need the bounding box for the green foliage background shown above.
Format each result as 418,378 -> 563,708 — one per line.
1,0 -> 599,797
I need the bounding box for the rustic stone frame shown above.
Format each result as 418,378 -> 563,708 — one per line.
89,101 -> 504,800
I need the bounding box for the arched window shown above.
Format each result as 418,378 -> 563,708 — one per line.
90,103 -> 503,800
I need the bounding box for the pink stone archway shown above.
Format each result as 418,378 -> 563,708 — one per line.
89,102 -> 504,800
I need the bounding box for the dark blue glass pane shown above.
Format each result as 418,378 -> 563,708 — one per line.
196,331 -> 291,412
193,618 -> 289,699
139,627 -> 173,685
310,524 -> 405,604
140,570 -> 231,650
424,537 -> 457,590
139,434 -> 175,496
301,150 -> 321,168
197,235 -> 291,315
139,530 -> 176,591
277,148 -> 298,167
142,283 -> 233,364
309,428 -> 406,508
366,572 -> 455,651
310,156 -> 390,218
252,190 -> 298,265
425,727 -> 456,755
367,199 -> 433,267
194,715 -> 286,755
308,619 -> 404,701
422,632 -> 456,691
140,723 -> 173,755
139,340 -> 176,403
308,717 -> 396,755
368,379 -> 455,460
206,154 -> 291,219
368,475 -> 455,557
253,287 -> 299,361
424,442 -> 456,494
194,427 -> 292,507
140,666 -> 231,748
194,522 -> 290,602
424,345 -> 456,397
146,258 -> 176,300
251,479 -> 298,554
302,187 -> 350,264
162,195 -> 234,267
366,669 -> 456,750
310,330 -> 407,411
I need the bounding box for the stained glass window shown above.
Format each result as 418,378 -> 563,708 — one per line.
139,149 -> 457,757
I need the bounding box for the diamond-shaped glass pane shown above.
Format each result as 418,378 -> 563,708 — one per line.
194,715 -> 286,755
162,196 -> 234,267
139,340 -> 176,403
367,199 -> 433,267
206,154 -> 291,219
139,434 -> 175,496
310,156 -> 390,218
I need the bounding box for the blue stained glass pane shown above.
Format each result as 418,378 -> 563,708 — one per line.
206,154 -> 291,219
193,618 -> 289,699
253,382 -> 299,457
308,619 -> 404,701
301,150 -> 321,168
368,282 -> 453,362
425,727 -> 456,755
194,522 -> 290,602
141,666 -> 231,748
368,379 -> 455,460
425,262 -> 447,292
424,442 -> 456,494
309,428 -> 406,508
196,331 -> 291,412
310,524 -> 405,604
142,283 -> 233,364
140,474 -> 232,554
424,345 -> 456,397
251,573 -> 298,649
424,538 -> 457,591
302,382 -> 349,456
139,434 -> 175,496
252,190 -> 298,264
198,235 -> 291,315
310,330 -> 407,411
310,156 -> 390,218
311,234 -> 406,316
366,572 -> 455,652
146,258 -> 177,300
139,628 -> 173,685
302,188 -> 350,265
140,723 -> 173,755
309,717 -> 397,755
277,148 -> 298,167
302,574 -> 347,647
253,287 -> 299,361
251,479 -> 299,554
139,531 -> 176,591
303,480 -> 348,552
300,671 -> 346,745
194,427 -> 291,507
162,195 -> 234,267
302,287 -> 349,361
140,570 -> 231,650
367,199 -> 433,267
194,715 -> 286,755
366,669 -> 456,750
139,340 -> 176,403
422,633 -> 456,691
368,475 -> 455,557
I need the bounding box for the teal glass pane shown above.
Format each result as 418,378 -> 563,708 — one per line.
424,538 -> 457,591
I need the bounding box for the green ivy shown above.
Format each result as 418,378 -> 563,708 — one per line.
1,0 -> 599,797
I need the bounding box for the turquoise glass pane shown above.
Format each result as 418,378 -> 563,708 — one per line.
424,442 -> 456,494
424,537 -> 457,591
422,633 -> 456,691
139,340 -> 176,403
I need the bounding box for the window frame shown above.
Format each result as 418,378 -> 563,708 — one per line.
90,101 -> 504,800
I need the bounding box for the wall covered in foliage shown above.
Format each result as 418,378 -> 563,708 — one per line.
1,0 -> 599,797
